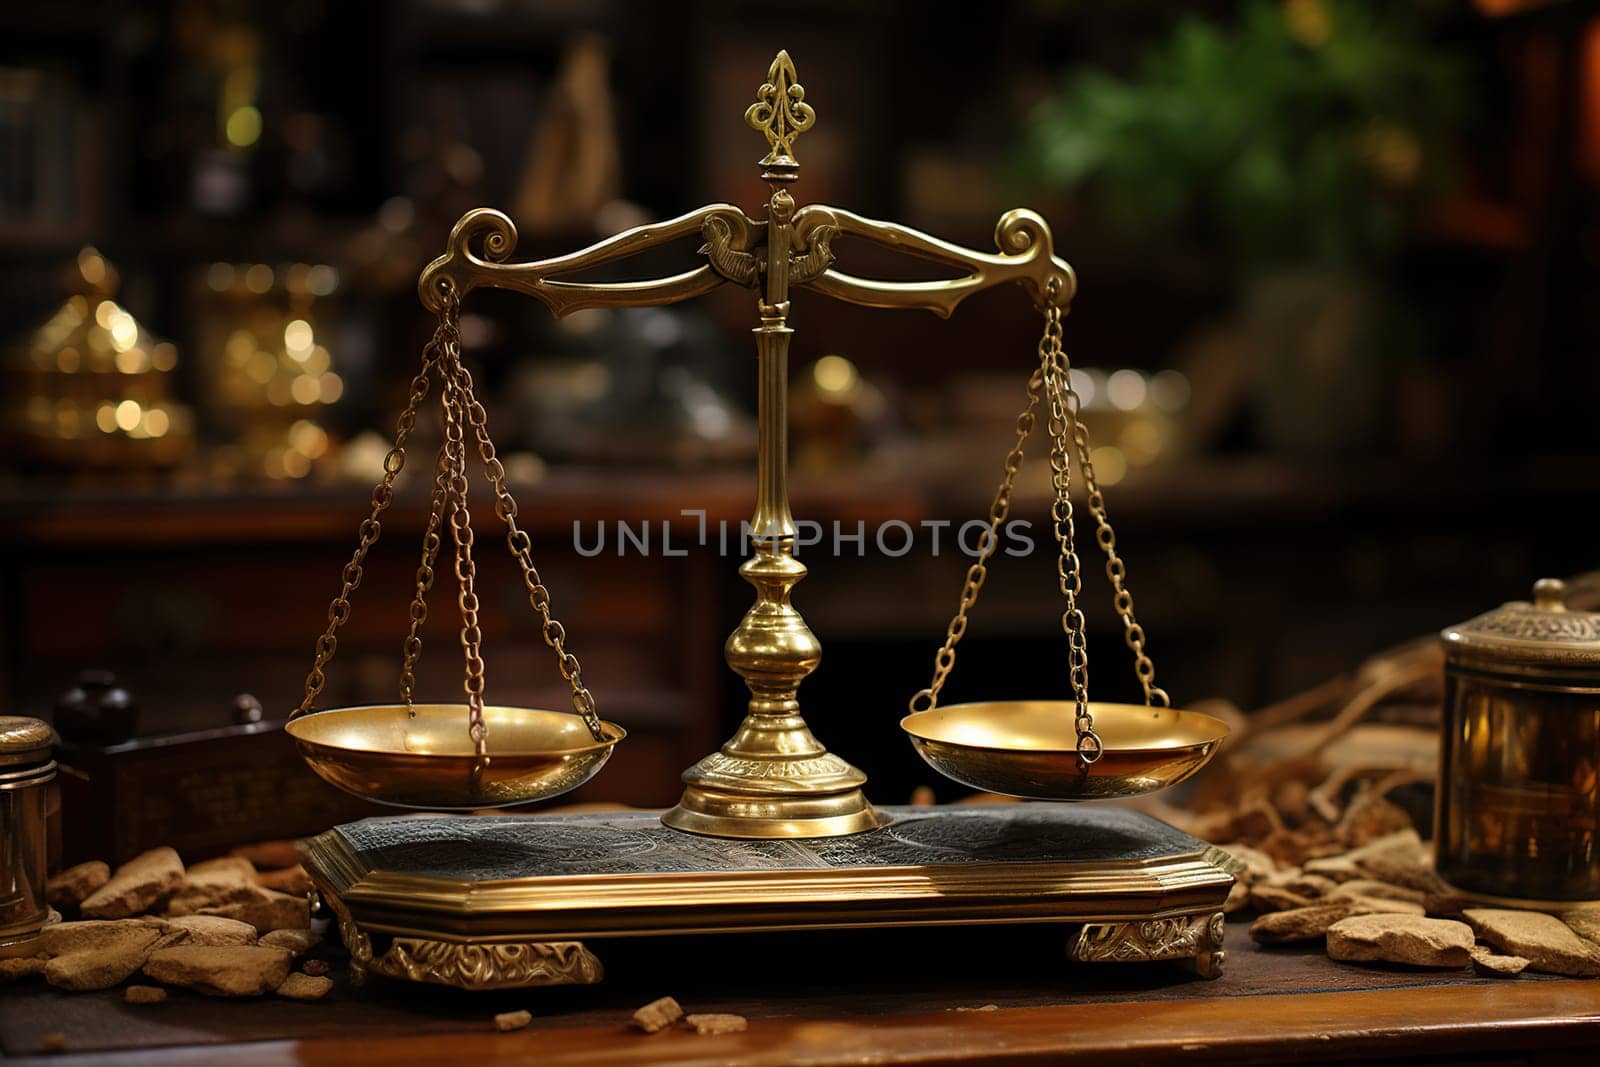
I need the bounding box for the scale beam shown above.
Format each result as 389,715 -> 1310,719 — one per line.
410,49 -> 1082,840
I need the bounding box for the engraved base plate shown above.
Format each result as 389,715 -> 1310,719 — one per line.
300,803 -> 1237,990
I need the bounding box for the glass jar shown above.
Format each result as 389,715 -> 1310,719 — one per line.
0,716 -> 56,948
1436,579 -> 1600,903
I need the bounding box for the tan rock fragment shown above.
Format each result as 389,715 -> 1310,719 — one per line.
633,995 -> 684,1033
1463,909 -> 1600,978
257,866 -> 314,896
143,945 -> 293,997
40,921 -> 169,991
229,841 -> 301,870
300,959 -> 330,977
198,886 -> 310,934
260,928 -> 319,956
684,1013 -> 747,1035
0,956 -> 45,981
1337,793 -> 1415,847
493,1009 -> 532,1031
1561,906 -> 1600,948
1248,885 -> 1315,913
1303,855 -> 1362,882
1263,868 -> 1338,898
124,984 -> 167,1004
1354,854 -> 1454,897
1346,829 -> 1425,867
277,972 -> 333,1001
165,881 -> 258,917
164,915 -> 258,947
1333,893 -> 1425,917
1249,903 -> 1357,944
46,861 -> 110,908
1326,915 -> 1473,968
80,848 -> 184,919
1469,944 -> 1529,977
1331,879 -> 1425,904
186,857 -> 257,885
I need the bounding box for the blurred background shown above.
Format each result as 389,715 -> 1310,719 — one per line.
3,0 -> 1598,817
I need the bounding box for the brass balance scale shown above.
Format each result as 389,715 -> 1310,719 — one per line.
286,51 -> 1235,991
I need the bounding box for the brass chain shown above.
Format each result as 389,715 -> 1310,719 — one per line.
291,321 -> 443,718
445,353 -> 605,742
398,439 -> 453,708
436,324 -> 489,756
908,364 -> 1043,714
1039,304 -> 1100,761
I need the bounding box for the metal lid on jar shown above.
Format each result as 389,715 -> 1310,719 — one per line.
1442,578 -> 1600,677
0,715 -> 56,770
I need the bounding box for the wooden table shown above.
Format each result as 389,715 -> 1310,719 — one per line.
5,930 -> 1598,1065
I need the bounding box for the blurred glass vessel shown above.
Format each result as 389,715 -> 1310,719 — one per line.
1437,578 -> 1600,903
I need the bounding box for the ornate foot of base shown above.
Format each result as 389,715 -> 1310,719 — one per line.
1068,912 -> 1226,975
322,887 -> 603,990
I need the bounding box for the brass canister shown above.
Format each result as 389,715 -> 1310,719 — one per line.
1436,579 -> 1600,904
0,716 -> 56,947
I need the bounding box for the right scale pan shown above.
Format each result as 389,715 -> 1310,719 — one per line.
901,701 -> 1229,801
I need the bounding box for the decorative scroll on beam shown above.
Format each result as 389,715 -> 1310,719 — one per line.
792,206 -> 1077,318
418,203 -> 759,317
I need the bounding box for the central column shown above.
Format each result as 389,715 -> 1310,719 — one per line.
663,51 -> 882,838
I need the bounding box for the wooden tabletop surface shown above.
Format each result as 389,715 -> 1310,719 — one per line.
6,930 -> 1598,1066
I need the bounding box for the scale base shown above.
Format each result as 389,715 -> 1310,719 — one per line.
300,803 -> 1237,991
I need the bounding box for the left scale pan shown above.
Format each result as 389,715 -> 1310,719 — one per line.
287,704 -> 625,810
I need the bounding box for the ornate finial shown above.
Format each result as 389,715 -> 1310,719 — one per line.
745,50 -> 814,170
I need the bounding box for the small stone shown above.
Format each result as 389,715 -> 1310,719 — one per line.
493,1009 -> 532,1031
632,995 -> 684,1033
1327,884 -> 1427,916
260,928 -> 319,957
684,1013 -> 747,1035
0,956 -> 46,981
1423,889 -> 1467,918
1263,868 -> 1338,898
1248,885 -> 1315,913
1337,794 -> 1415,847
257,866 -> 314,895
185,857 -> 257,885
80,848 -> 184,919
1463,909 -> 1600,978
277,972 -> 333,1001
300,959 -> 330,977
198,886 -> 310,934
1560,906 -> 1600,948
37,920 -> 169,991
1304,855 -> 1363,882
165,881 -> 258,917
1326,915 -> 1473,968
46,861 -> 110,908
1216,842 -> 1276,881
1331,879 -> 1425,904
164,915 -> 259,947
144,945 -> 293,997
1469,944 -> 1529,977
124,984 -> 167,1004
1354,854 -> 1455,897
229,841 -> 301,870
1346,829 -> 1427,867
1250,904 -> 1356,944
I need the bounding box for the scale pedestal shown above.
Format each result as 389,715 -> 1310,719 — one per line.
299,804 -> 1237,991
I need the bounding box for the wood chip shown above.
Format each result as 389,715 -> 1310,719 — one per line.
124,985 -> 167,1004
80,848 -> 184,920
1249,903 -> 1357,944
46,861 -> 110,909
1468,944 -> 1529,977
684,1013 -> 747,1035
1463,909 -> 1600,978
632,996 -> 684,1034
1326,915 -> 1473,968
494,1009 -> 532,1031
277,972 -> 334,1001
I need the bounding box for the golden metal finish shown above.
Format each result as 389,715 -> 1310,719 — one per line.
289,293 -> 609,807
901,702 -> 1229,800
285,704 -> 624,810
382,48 -> 1179,835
